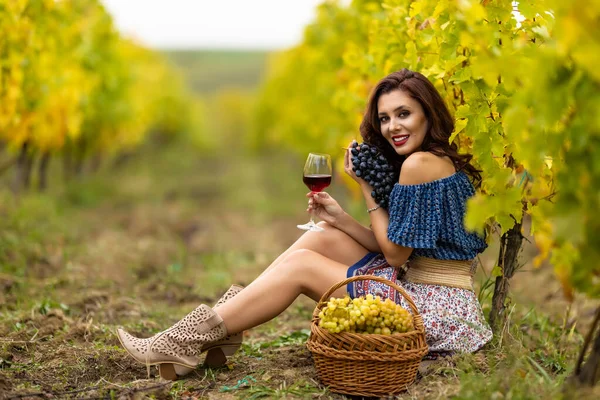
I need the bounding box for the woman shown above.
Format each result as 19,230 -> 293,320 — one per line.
117,69 -> 492,380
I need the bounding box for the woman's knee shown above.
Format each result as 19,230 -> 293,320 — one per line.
312,222 -> 368,264
278,249 -> 318,274
313,221 -> 348,247
279,249 -> 347,299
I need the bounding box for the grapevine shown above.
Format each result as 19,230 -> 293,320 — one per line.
255,0 -> 600,306
0,0 -> 200,190
255,0 -> 600,384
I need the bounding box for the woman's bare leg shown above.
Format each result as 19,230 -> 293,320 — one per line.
216,249 -> 350,335
257,222 -> 369,279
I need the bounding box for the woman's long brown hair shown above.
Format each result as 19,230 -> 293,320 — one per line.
360,69 -> 482,185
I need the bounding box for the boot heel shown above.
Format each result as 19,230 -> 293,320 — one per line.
158,363 -> 194,380
220,345 -> 238,357
204,347 -> 228,367
203,345 -> 239,367
158,363 -> 178,381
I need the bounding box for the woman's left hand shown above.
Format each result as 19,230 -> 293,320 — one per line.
344,141 -> 369,187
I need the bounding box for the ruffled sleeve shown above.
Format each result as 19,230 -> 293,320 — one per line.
387,179 -> 442,249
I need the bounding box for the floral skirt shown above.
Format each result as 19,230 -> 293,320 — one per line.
347,253 -> 493,359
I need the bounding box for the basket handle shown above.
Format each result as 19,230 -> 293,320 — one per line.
313,275 -> 421,320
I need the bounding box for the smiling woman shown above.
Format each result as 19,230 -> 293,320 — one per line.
360,69 -> 482,184
116,69 -> 492,381
342,69 -> 492,360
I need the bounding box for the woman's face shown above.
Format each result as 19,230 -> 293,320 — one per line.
377,89 -> 428,156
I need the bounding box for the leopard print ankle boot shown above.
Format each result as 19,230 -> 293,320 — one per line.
117,304 -> 227,379
117,285 -> 244,380
168,284 -> 244,378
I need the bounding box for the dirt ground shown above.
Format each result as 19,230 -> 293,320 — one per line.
1,151 -> 599,399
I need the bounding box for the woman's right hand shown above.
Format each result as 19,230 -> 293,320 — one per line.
307,191 -> 346,228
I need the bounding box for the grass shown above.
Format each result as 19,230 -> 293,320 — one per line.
0,138 -> 599,399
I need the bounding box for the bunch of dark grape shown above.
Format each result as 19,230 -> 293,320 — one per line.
318,294 -> 414,335
350,141 -> 396,208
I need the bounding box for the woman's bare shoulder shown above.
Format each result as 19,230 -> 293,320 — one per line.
399,152 -> 456,185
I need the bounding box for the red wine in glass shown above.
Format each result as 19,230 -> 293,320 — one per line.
298,153 -> 332,232
303,174 -> 332,192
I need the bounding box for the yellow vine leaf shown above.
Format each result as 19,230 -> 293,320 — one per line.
450,118 -> 468,144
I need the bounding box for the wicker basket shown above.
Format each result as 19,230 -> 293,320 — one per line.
306,275 -> 429,397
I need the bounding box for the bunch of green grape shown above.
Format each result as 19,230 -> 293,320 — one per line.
318,294 -> 414,335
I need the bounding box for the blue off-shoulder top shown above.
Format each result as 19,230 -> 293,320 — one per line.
387,171 -> 487,260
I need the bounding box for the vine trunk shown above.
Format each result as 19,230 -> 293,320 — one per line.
38,152 -> 50,191
572,306 -> 600,386
489,221 -> 524,333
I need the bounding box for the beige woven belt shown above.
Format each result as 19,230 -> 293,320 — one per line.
404,257 -> 476,291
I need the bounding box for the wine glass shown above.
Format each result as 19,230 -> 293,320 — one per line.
297,153 -> 332,232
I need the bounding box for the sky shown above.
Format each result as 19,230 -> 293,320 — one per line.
101,0 -> 325,50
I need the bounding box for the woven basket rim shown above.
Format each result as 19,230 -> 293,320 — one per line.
307,340 -> 429,360
309,319 -> 426,338
309,324 -> 427,348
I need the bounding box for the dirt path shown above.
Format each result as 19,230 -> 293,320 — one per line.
0,152 -> 343,399
1,150 -> 599,399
